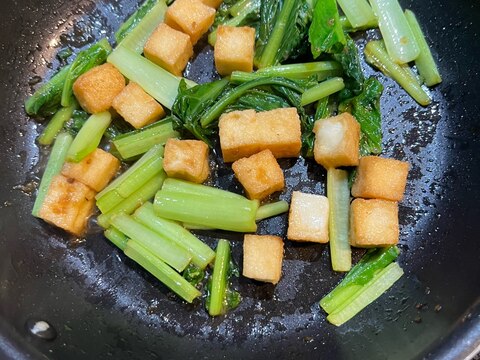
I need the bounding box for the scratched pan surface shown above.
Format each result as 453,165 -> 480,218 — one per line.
0,0 -> 479,359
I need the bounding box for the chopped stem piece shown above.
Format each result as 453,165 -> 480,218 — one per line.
369,0 -> 419,64
38,105 -> 76,146
97,172 -> 166,228
321,246 -> 400,314
301,77 -> 345,106
404,10 -> 442,87
364,40 -> 431,106
208,239 -> 231,316
256,201 -> 289,221
337,0 -> 377,29
327,169 -> 351,272
112,118 -> 177,160
104,227 -> 129,251
124,240 -> 201,303
108,46 -> 196,109
134,203 -> 215,269
66,111 -> 112,162
111,214 -> 192,272
32,132 -> 73,217
326,262 -> 404,326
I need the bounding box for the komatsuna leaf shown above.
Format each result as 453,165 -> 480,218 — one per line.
334,34 -> 365,101
309,0 -> 346,58
340,77 -> 384,155
171,79 -> 229,145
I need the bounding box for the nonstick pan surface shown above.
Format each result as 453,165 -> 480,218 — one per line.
0,0 -> 479,359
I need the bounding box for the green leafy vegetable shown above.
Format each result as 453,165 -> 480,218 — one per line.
172,79 -> 230,145
183,264 -> 206,287
340,77 -> 384,155
115,0 -> 159,43
309,0 -> 346,58
226,90 -> 290,113
206,239 -> 241,316
25,65 -> 71,117
32,132 -> 73,217
321,246 -> 400,313
326,262 -> 404,326
364,40 -> 431,106
38,105 -> 76,146
117,0 -> 168,54
255,0 -> 312,68
209,0 -> 261,46
333,35 -> 364,101
61,38 -> 112,107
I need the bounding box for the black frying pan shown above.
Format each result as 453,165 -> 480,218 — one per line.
0,0 -> 479,359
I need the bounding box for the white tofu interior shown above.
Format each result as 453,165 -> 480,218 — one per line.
317,120 -> 345,152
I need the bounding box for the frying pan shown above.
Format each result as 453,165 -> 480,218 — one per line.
0,0 -> 479,358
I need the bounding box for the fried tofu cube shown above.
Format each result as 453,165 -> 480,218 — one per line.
112,82 -> 165,129
313,113 -> 360,169
350,198 -> 399,247
38,175 -> 96,236
61,148 -> 120,192
214,25 -> 255,76
287,191 -> 329,243
163,138 -> 210,183
143,23 -> 193,76
73,63 -> 125,114
352,156 -> 410,201
165,0 -> 216,45
219,108 -> 302,162
243,235 -> 284,284
232,149 -> 284,200
198,0 -> 223,8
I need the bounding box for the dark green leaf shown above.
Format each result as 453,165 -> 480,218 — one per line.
115,0 -> 158,43
25,65 -> 71,117
226,89 -> 290,112
61,38 -> 112,107
334,35 -> 364,101
225,289 -> 242,310
340,77 -> 383,155
255,0 -> 313,68
309,0 -> 346,58
171,78 -> 230,145
183,264 -> 206,287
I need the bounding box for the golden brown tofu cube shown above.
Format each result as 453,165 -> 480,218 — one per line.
313,113 -> 360,169
218,108 -> 302,162
214,25 -> 255,76
163,138 -> 210,183
165,0 -> 216,45
143,23 -> 194,76
287,191 -> 329,243
61,148 -> 120,192
243,234 -> 284,284
232,149 -> 284,200
199,0 -> 223,8
350,198 -> 399,247
112,82 -> 165,129
73,63 -> 126,114
38,175 -> 96,236
352,156 -> 410,201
